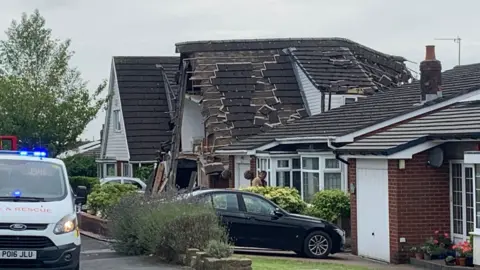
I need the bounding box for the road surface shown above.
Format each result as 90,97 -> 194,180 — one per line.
80,236 -> 181,270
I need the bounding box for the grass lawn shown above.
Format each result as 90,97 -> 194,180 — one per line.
245,256 -> 370,270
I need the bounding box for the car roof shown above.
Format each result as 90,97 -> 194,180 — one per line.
189,188 -> 263,197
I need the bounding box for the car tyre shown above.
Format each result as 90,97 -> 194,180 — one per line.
303,231 -> 332,259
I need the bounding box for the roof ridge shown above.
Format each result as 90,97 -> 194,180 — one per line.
175,37 -> 404,60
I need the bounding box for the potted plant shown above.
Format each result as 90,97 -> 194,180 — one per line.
445,256 -> 455,266
433,230 -> 453,257
410,246 -> 424,260
453,241 -> 472,266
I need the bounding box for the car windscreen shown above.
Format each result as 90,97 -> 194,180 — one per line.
0,159 -> 67,201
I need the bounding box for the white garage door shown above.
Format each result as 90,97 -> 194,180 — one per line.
356,159 -> 390,262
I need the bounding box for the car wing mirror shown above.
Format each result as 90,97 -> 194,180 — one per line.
272,208 -> 284,217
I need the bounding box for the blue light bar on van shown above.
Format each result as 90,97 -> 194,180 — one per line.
0,150 -> 47,157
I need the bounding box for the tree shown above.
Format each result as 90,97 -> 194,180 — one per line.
0,10 -> 106,156
62,155 -> 97,177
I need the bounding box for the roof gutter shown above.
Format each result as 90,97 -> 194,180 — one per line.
327,137 -> 349,165
275,136 -> 332,143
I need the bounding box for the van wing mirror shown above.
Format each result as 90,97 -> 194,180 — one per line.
75,186 -> 87,205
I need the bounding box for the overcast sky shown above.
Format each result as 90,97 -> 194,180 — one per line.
1,0 -> 479,141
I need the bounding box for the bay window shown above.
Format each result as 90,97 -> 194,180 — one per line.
260,155 -> 346,201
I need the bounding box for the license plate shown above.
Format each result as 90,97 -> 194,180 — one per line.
0,250 -> 37,259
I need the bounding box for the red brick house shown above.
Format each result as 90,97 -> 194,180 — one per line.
218,45 -> 480,264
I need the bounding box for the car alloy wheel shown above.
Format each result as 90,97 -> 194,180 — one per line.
303,231 -> 332,259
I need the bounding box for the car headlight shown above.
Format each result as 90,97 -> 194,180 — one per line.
334,228 -> 345,237
53,214 -> 77,235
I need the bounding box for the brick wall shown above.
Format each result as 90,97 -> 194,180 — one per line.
388,152 -> 449,263
349,151 -> 450,264
250,156 -> 257,175
348,159 -> 358,255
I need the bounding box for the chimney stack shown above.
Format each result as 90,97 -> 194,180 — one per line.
420,45 -> 442,102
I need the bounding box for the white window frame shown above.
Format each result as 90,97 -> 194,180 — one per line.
113,110 -> 121,131
104,163 -> 117,177
256,158 -> 272,185
472,164 -> 480,234
263,153 -> 347,201
122,163 -> 132,177
449,160 -> 475,242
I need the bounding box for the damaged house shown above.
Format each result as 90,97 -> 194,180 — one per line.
173,38 -> 413,188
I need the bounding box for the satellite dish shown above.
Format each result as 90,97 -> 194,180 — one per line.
427,147 -> 444,168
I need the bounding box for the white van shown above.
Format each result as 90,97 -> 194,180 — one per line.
0,150 -> 87,270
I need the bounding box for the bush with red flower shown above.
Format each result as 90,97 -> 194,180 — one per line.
433,230 -> 452,249
452,241 -> 473,258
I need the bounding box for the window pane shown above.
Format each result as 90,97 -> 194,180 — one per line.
303,172 -> 319,201
123,163 -> 130,177
476,165 -> 480,229
276,171 -> 291,187
106,164 -> 116,176
268,159 -> 270,169
212,193 -> 239,211
243,194 -> 276,215
292,158 -> 301,169
325,158 -> 340,169
302,158 -> 319,170
324,173 -> 342,190
277,160 -> 289,168
293,171 -> 301,193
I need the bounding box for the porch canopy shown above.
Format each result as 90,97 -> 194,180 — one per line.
335,100 -> 480,159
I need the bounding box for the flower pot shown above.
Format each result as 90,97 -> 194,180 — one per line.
458,257 -> 466,266
415,252 -> 424,260
424,253 -> 431,260
466,256 -> 473,267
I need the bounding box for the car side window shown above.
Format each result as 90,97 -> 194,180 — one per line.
211,193 -> 240,212
124,180 -> 143,190
242,194 -> 276,216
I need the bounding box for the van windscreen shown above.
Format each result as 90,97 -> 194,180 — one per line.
0,160 -> 67,201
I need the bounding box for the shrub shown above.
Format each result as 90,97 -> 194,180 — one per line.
108,190 -> 228,262
205,240 -> 233,258
241,186 -> 306,213
69,176 -> 99,194
62,155 -> 97,177
134,165 -> 154,181
304,189 -> 350,222
86,183 -> 137,217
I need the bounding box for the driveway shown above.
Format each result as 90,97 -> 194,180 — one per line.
80,236 -> 182,270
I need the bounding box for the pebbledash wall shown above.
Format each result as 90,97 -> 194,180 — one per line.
348,151 -> 450,263
228,155 -> 256,188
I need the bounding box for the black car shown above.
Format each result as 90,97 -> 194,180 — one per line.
183,189 -> 345,259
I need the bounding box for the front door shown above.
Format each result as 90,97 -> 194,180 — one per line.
236,163 -> 251,188
450,162 -> 475,242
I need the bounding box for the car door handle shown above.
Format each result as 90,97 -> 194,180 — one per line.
246,216 -> 256,220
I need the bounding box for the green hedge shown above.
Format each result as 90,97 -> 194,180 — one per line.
62,155 -> 97,177
241,186 -> 307,214
304,189 -> 350,222
69,176 -> 100,194
108,192 -> 229,262
86,183 -> 138,218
